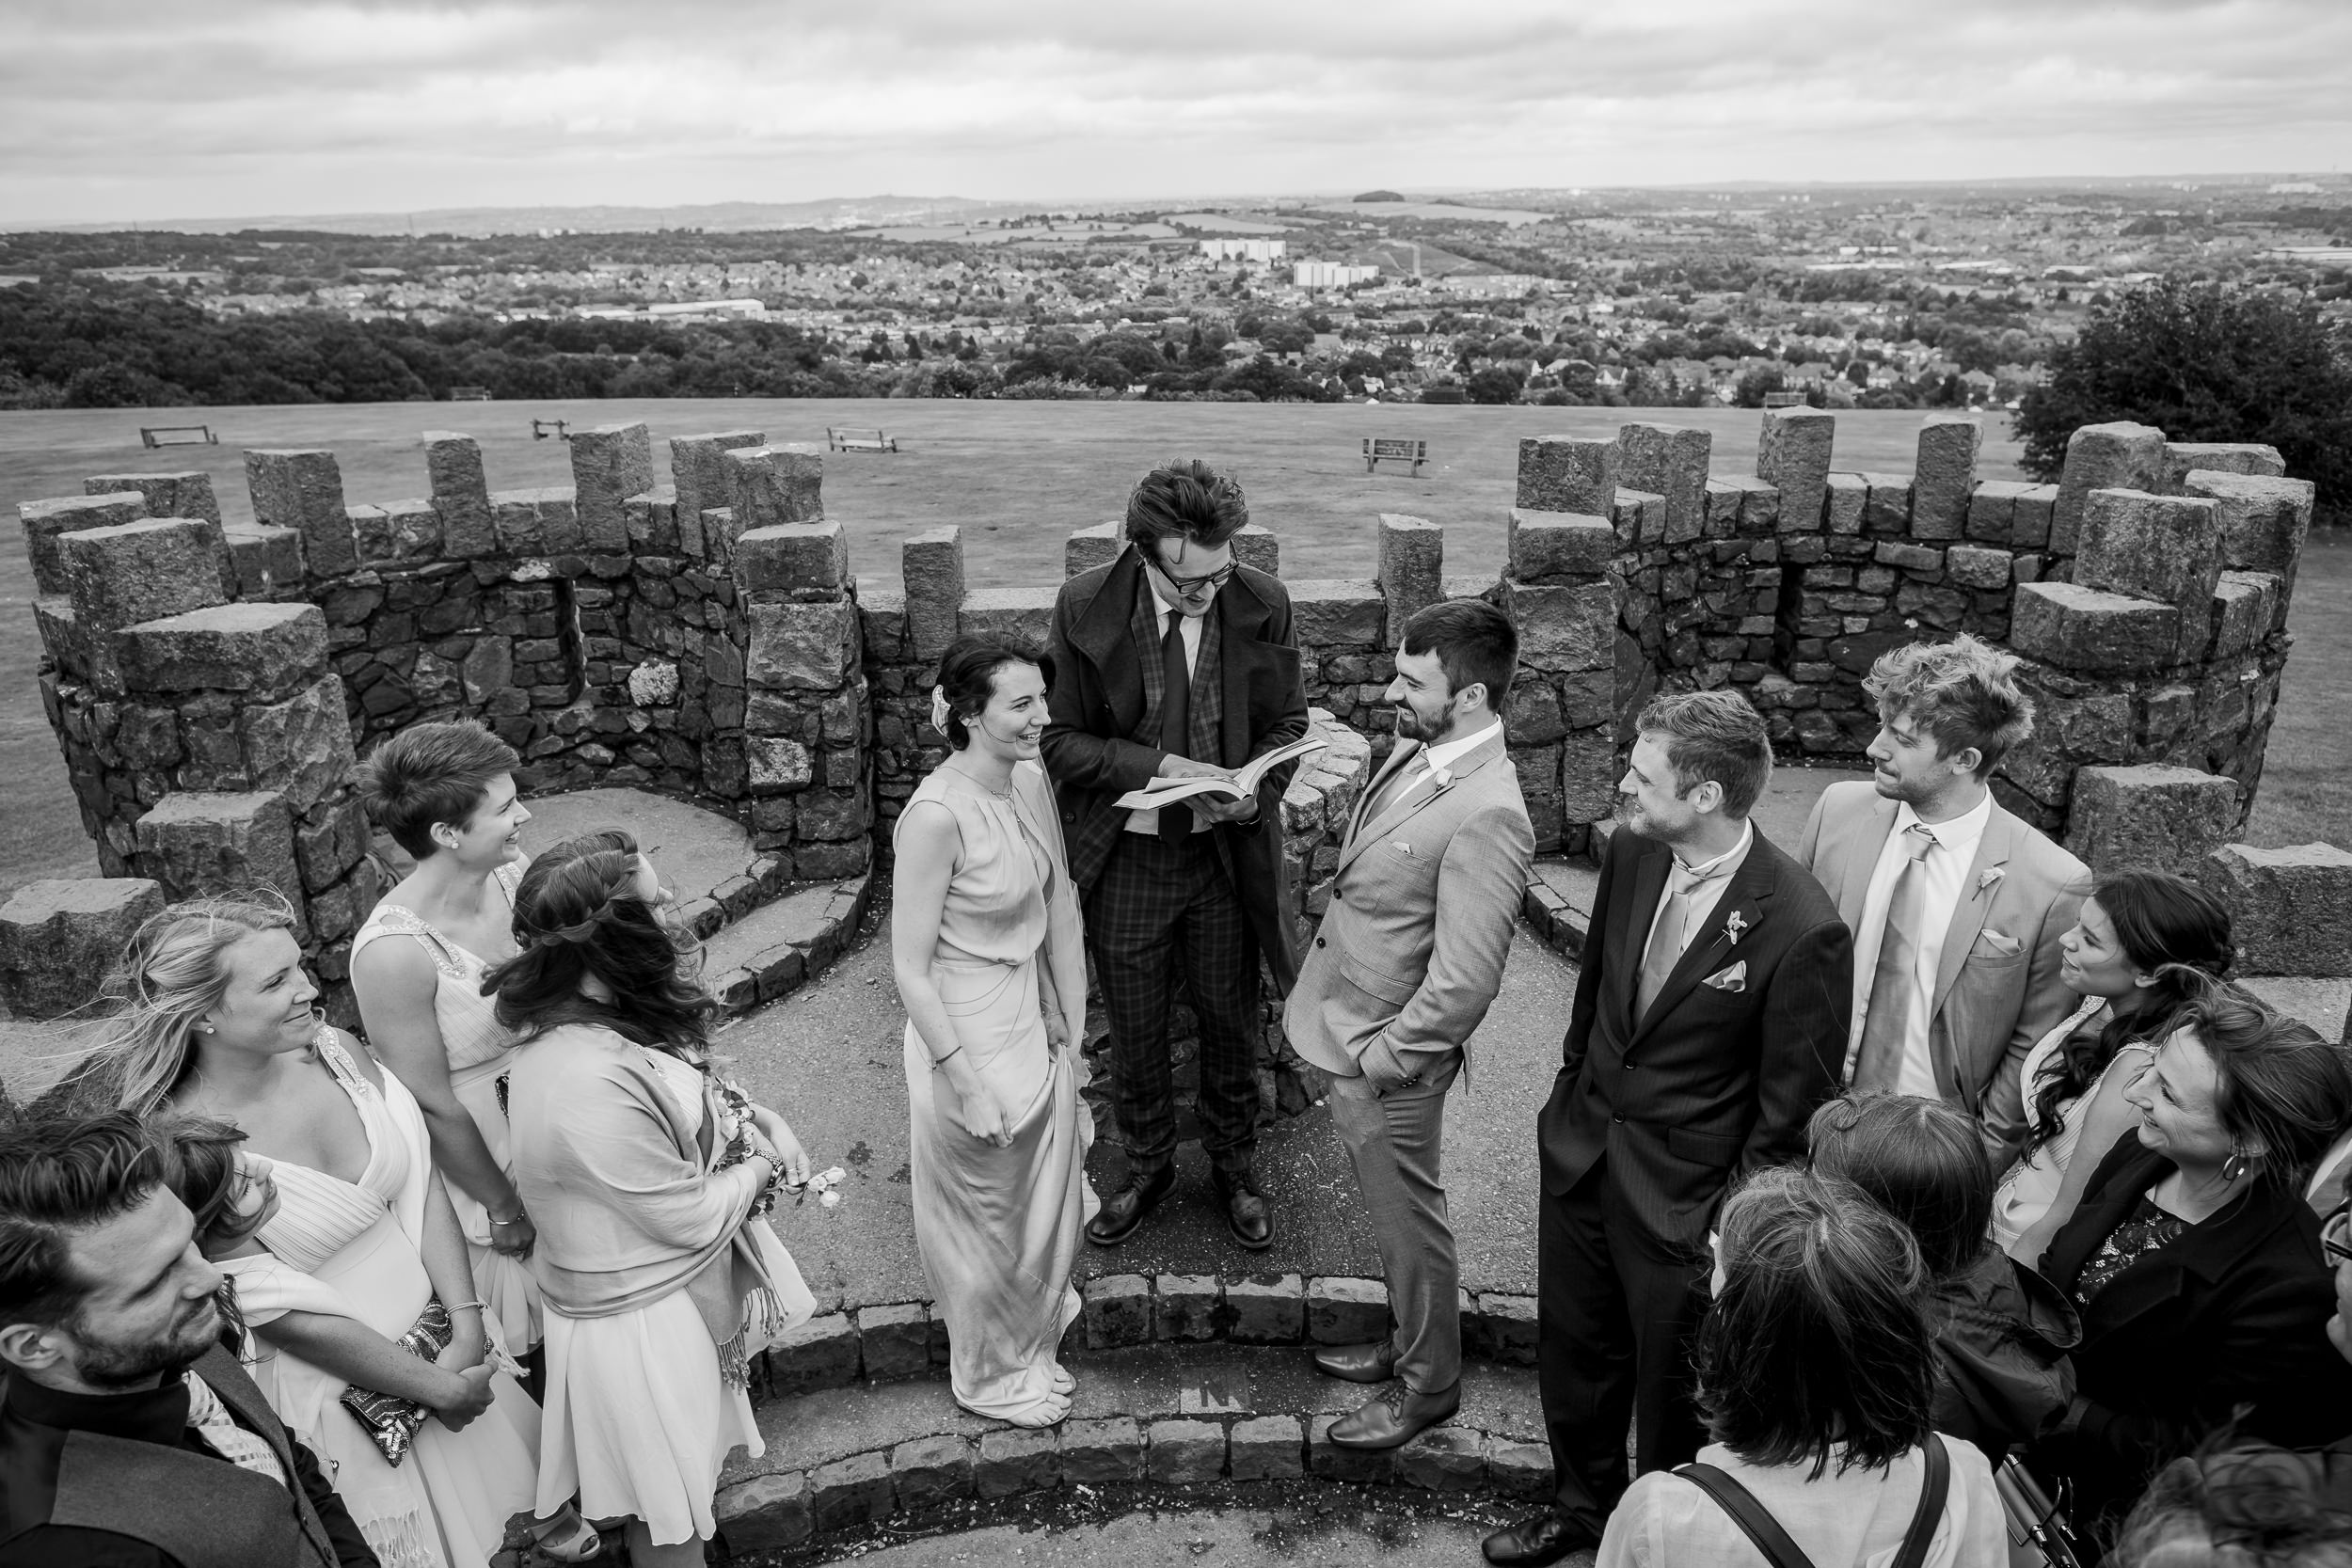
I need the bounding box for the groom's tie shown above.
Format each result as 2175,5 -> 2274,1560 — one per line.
1633,856 -> 1736,1022
1851,823 -> 1939,1091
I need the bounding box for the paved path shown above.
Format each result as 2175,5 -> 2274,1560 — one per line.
808,1504 -> 1552,1568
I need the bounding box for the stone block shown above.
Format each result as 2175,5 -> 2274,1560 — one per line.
2074,488 -> 2223,657
2160,441 -> 2284,493
1965,480 -> 2027,544
1616,422 -> 1710,544
1233,523 -> 1279,576
1476,1291 -> 1540,1367
1306,1275 -> 1389,1345
1147,1418 -> 1225,1485
1612,487 -> 1666,547
1308,1414 -> 1393,1483
2211,571 -> 2280,660
132,791 -> 300,907
1823,471 -> 1867,535
1861,473 -> 1913,532
1154,1275 -> 1221,1341
666,430 -> 765,558
809,1450 -> 893,1533
1059,1417 -> 1144,1484
1507,509 -> 1614,582
737,521 -> 849,597
1874,541 -> 1945,574
748,736 -> 813,790
1911,415 -> 1980,540
890,1434 -> 974,1513
1377,514 -> 1443,644
1083,1273 -> 1152,1349
87,470 -> 220,530
1397,1428 -> 1486,1491
2052,421 -> 2166,556
2010,581 -> 2179,674
768,1311 -> 861,1395
239,675 -> 356,811
727,444 -> 825,531
422,433 -> 496,558
976,1428 -> 1061,1498
245,450 -> 354,578
22,493 -> 147,595
567,421 -> 654,552
1227,1415 -> 1305,1481
747,602 -> 856,690
2001,684 -> 2132,806
351,498 -> 441,567
714,1470 -> 812,1552
2183,471 -> 2315,617
1486,1440 -> 1555,1498
1503,579 -> 1615,673
1715,472 -> 1781,535
958,587 -> 1056,646
222,523 -> 304,599
62,518 -> 230,637
2012,484 -> 2058,549
1756,406 -> 1835,532
1946,545 -> 2013,592
1065,520 -> 1123,578
0,878 -> 167,1020
1561,729 -> 1618,823
2065,765 -> 2240,875
1226,1273 -> 1305,1342
114,602 -> 327,699
1517,436 -> 1616,515
1288,580 -> 1385,648
2201,842 -> 2352,978
855,1302 -> 931,1383
901,527 -> 965,664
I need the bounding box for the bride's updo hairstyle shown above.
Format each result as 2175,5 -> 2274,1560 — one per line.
934,633 -> 1052,751
484,829 -> 714,1056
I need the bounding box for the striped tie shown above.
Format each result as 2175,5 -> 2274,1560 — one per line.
1851,824 -> 1938,1092
183,1371 -> 287,1489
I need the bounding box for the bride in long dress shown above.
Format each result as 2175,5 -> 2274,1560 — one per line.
891,633 -> 1096,1427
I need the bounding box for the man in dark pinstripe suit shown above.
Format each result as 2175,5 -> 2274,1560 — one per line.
1041,462 -> 1309,1250
1485,690 -> 1853,1567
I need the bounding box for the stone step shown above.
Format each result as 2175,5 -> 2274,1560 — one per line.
714,1341 -> 1551,1554
701,873 -> 877,1013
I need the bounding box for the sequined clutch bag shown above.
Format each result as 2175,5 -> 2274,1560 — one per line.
338,1297 -> 453,1465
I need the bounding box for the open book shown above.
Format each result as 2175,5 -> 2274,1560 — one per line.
1109,735 -> 1328,810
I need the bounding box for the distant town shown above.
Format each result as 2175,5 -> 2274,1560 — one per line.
3,179 -> 2347,410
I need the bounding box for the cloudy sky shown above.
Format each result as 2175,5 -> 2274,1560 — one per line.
4,0 -> 2348,225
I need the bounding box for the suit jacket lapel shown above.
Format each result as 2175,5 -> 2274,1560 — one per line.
1841,794 -> 1899,925
1931,803 -> 2014,1024
1339,732 -> 1504,875
1617,836 -> 1673,1033
1071,548 -> 1149,736
1340,738 -> 1422,867
1632,841 -> 1779,1041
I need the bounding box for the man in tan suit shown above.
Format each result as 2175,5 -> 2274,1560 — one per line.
1288,600 -> 1536,1450
1798,633 -> 2088,1162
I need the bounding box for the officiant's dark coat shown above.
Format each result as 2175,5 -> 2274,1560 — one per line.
1040,546 -> 1308,991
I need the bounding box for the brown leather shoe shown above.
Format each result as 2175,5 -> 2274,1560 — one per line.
1085,1164 -> 1174,1246
1481,1509 -> 1594,1567
1326,1379 -> 1460,1449
1213,1168 -> 1274,1250
1312,1339 -> 1399,1384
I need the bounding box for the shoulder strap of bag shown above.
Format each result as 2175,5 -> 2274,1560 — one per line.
1891,1434 -> 1952,1568
1674,1464 -> 1820,1568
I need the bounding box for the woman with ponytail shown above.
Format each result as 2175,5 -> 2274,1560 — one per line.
492,831 -> 816,1568
1996,870 -> 2234,1260
71,895 -> 551,1568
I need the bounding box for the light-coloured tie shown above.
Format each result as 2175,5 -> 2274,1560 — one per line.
183,1371 -> 287,1489
1851,824 -> 1938,1091
1361,755 -> 1430,830
1633,856 -> 1736,1021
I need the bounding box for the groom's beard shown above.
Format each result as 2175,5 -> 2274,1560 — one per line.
69,1295 -> 223,1390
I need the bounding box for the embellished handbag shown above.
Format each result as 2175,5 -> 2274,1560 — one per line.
338,1297 -> 453,1465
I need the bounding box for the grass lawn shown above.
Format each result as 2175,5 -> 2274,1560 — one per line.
0,399 -> 2335,899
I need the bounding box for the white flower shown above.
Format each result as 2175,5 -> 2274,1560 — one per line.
818,1190 -> 843,1210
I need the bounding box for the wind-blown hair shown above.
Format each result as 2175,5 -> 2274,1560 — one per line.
1808,1093 -> 1994,1280
58,894 -> 303,1116
0,1112 -> 164,1329
1123,459 -> 1248,550
1862,632 -> 2034,776
1694,1165 -> 1937,1480
359,720 -> 521,861
2028,870 -> 2234,1157
483,829 -> 714,1057
2167,977 -> 2352,1193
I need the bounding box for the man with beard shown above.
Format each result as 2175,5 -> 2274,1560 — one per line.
0,1112 -> 378,1568
1288,600 -> 1534,1450
1485,689 -> 1851,1566
1796,633 -> 2087,1164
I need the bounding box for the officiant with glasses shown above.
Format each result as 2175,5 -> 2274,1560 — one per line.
1040,460 -> 1309,1251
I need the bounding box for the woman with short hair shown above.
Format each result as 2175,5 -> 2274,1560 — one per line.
1596,1165 -> 2006,1568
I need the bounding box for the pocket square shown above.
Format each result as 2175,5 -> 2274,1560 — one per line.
1703,961 -> 1747,992
1390,841 -> 1413,856
1974,929 -> 2022,958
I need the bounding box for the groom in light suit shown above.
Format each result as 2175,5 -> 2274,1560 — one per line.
1288,600 -> 1535,1451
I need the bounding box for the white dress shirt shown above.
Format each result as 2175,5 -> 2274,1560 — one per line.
1125,603 -> 1211,835
1637,819 -> 1754,978
1361,717 -> 1503,829
1848,788 -> 1994,1098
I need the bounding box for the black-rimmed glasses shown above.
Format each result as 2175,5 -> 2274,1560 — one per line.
2324,1200 -> 2352,1267
1151,558 -> 1236,599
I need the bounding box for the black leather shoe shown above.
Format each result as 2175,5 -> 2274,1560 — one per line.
1481,1510 -> 1594,1568
1326,1379 -> 1460,1449
1086,1164 -> 1174,1246
1212,1169 -> 1275,1250
1312,1339 -> 1399,1384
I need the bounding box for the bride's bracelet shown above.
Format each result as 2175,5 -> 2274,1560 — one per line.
930,1044 -> 963,1070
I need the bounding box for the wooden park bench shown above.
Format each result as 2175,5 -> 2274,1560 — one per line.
1362,436 -> 1427,475
140,424 -> 217,449
827,427 -> 899,453
531,419 -> 569,441
449,386 -> 492,402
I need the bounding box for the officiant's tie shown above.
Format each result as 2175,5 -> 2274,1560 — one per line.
1851,823 -> 1939,1091
1633,856 -> 1736,1022
1158,613 -> 1192,844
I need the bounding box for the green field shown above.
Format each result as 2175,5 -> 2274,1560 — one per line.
0,399 -> 2337,901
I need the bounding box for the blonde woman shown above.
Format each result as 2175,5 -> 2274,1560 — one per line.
77,895 -> 589,1567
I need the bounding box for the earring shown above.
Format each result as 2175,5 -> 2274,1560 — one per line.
198,1023 -> 215,1036
2222,1149 -> 2249,1183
